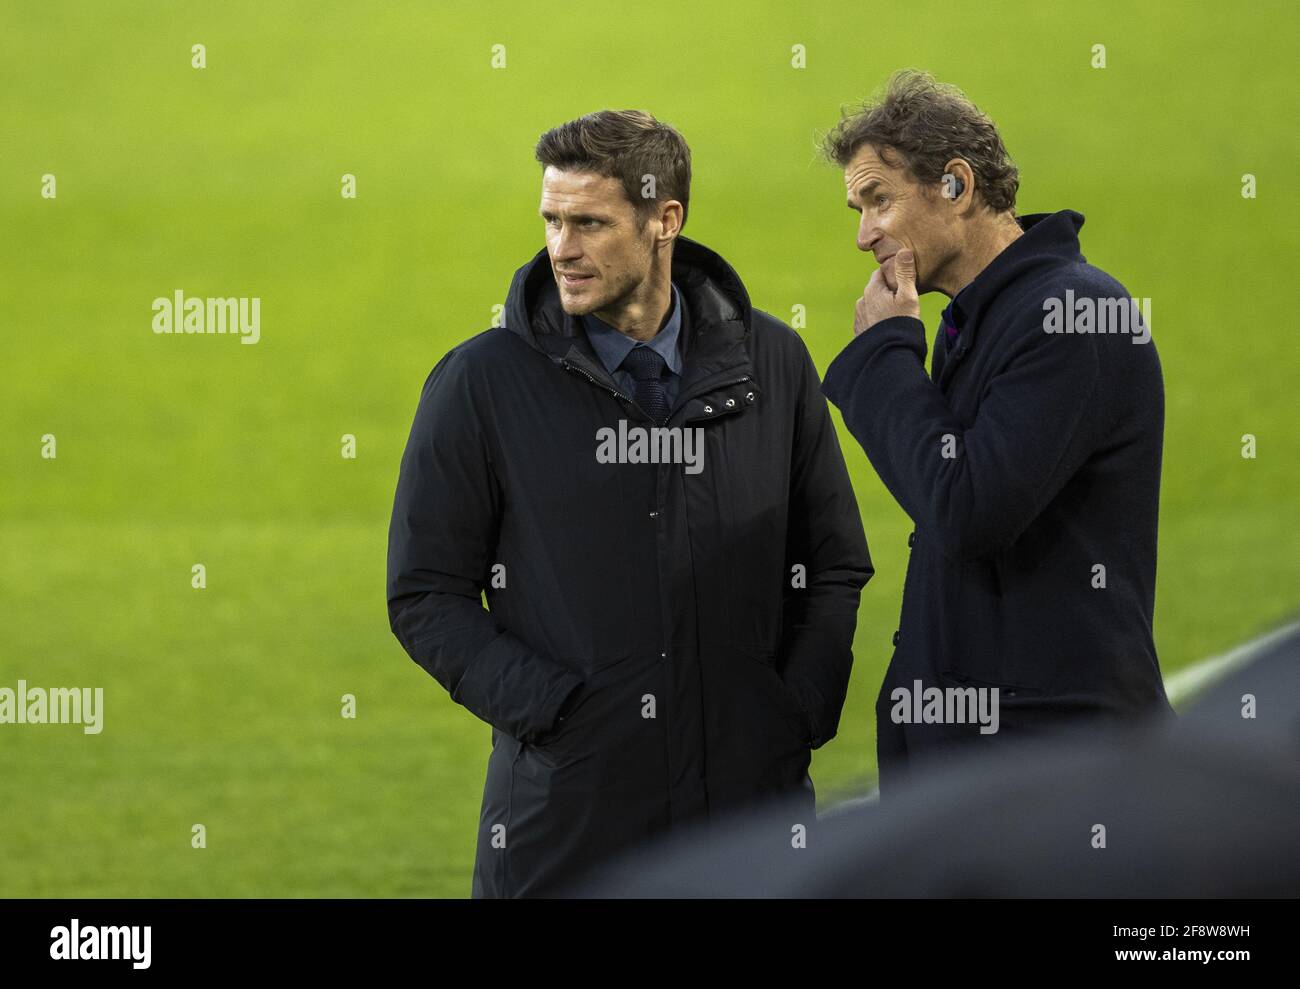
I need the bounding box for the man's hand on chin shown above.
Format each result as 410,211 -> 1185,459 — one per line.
853,249 -> 921,336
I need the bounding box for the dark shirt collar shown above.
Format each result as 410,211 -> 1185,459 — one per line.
582,282 -> 683,377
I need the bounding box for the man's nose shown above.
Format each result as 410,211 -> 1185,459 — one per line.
553,224 -> 582,260
857,217 -> 879,254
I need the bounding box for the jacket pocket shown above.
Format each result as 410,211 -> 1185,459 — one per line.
936,667 -> 1043,697
933,668 -> 1042,738
525,652 -> 652,771
739,647 -> 814,747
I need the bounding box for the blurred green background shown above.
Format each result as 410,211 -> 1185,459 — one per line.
2,0 -> 1297,897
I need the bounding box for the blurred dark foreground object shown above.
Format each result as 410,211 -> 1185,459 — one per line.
565,622 -> 1300,897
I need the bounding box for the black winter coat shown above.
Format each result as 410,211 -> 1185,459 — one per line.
387,236 -> 873,896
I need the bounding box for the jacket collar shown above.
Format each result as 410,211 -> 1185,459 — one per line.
952,209 -> 1085,338
503,235 -> 754,397
933,209 -> 1086,382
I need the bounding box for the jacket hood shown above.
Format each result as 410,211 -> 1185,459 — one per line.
502,235 -> 754,358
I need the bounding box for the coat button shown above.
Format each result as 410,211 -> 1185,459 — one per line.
908,531 -> 916,547
703,405 -> 713,414
649,511 -> 659,519
725,398 -> 736,408
892,630 -> 900,646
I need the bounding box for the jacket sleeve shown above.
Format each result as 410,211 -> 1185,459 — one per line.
386,348 -> 584,743
778,334 -> 875,749
820,314 -> 1103,563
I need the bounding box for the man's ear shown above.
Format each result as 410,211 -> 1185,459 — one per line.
656,200 -> 684,246
940,159 -> 975,206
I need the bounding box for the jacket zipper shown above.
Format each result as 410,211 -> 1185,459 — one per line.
561,360 -> 636,406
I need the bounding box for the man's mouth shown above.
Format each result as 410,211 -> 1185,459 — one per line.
558,271 -> 595,286
876,253 -> 896,266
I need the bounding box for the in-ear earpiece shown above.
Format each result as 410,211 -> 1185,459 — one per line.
943,174 -> 965,200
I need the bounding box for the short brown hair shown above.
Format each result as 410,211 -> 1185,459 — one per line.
535,110 -> 692,229
821,70 -> 1019,213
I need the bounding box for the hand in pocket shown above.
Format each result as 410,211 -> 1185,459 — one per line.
529,682 -> 599,766
527,654 -> 643,768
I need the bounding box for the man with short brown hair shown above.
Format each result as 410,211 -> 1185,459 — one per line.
387,109 -> 873,896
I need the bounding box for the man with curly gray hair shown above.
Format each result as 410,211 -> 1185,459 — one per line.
820,71 -> 1173,791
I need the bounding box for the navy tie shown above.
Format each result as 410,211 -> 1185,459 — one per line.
622,346 -> 671,424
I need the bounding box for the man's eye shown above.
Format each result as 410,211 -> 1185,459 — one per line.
580,219 -> 600,229
876,195 -> 889,207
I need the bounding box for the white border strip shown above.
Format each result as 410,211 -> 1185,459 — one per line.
1163,619 -> 1300,707
821,619 -> 1300,816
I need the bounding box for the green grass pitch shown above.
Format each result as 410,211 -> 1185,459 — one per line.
2,0 -> 1296,896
